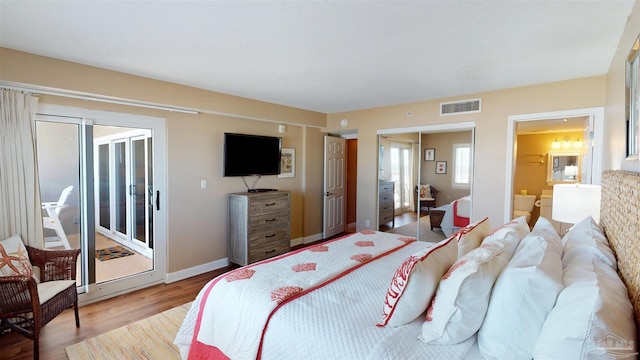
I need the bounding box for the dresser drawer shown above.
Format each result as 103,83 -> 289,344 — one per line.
250,194 -> 288,215
249,211 -> 289,231
248,239 -> 290,263
379,181 -> 394,193
379,212 -> 394,223
249,227 -> 289,246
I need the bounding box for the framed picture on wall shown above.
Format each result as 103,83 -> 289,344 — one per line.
424,148 -> 435,161
278,148 -> 295,178
436,161 -> 447,174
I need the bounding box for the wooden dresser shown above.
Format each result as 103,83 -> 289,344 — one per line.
378,181 -> 395,229
228,191 -> 290,266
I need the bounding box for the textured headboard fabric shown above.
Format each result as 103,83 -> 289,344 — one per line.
600,170 -> 640,332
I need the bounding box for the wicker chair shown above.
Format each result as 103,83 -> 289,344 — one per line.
0,246 -> 81,360
416,185 -> 438,214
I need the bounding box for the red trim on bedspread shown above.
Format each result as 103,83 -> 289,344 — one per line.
453,200 -> 469,227
188,231 -> 417,360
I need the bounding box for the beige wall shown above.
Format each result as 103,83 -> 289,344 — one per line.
0,48 -> 327,274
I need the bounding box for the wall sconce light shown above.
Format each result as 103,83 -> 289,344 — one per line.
551,138 -> 561,149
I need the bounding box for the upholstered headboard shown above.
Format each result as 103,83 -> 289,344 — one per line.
600,170 -> 640,334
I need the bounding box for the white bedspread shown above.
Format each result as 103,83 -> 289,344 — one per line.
175,236 -> 476,360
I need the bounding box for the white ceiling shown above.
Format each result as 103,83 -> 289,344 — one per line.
0,1 -> 635,114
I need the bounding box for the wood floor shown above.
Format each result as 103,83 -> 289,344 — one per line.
0,237 -> 340,360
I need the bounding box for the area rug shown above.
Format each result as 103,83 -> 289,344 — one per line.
387,215 -> 447,243
95,246 -> 135,261
65,302 -> 192,360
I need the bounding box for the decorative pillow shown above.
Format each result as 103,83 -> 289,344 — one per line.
419,184 -> 432,199
0,234 -> 33,277
478,217 -> 563,359
534,258 -> 637,359
482,216 -> 530,245
561,216 -> 616,269
455,217 -> 490,258
378,236 -> 458,327
419,231 -> 518,345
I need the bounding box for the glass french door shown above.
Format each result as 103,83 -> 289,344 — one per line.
95,129 -> 153,258
390,145 -> 413,212
35,105 -> 166,303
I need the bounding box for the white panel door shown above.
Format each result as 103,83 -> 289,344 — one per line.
323,136 -> 346,238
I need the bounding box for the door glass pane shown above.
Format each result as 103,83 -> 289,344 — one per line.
115,141 -> 127,235
132,138 -> 146,243
147,138 -> 154,249
35,121 -> 83,285
98,144 -> 110,229
402,148 -> 410,209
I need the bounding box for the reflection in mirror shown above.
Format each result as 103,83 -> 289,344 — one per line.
377,133 -> 420,239
547,153 -> 581,184
626,33 -> 639,159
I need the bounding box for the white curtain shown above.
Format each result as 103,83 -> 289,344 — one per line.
0,89 -> 44,247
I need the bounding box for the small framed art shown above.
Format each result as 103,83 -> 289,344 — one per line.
436,161 -> 447,174
278,148 -> 295,178
424,148 -> 435,161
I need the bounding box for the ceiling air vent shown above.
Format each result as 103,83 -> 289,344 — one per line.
440,98 -> 482,116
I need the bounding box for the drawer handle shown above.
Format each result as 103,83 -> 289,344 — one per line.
265,233 -> 276,238
265,218 -> 277,222
265,249 -> 276,254
265,202 -> 277,206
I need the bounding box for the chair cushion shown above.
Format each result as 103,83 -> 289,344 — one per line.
419,184 -> 432,199
0,234 -> 33,277
37,280 -> 76,305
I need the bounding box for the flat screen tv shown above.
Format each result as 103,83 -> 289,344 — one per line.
224,133 -> 282,177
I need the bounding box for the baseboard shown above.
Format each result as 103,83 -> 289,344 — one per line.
291,232 -> 324,247
165,257 -> 229,283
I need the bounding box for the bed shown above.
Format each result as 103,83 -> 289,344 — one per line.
175,170 -> 639,360
439,195 -> 471,237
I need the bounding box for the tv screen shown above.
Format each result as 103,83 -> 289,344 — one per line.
224,133 -> 282,176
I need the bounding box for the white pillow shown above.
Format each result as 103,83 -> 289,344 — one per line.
561,215 -> 616,269
419,231 -> 518,345
478,217 -> 563,359
534,258 -> 637,359
0,234 -> 33,277
482,215 -> 530,245
378,236 -> 458,327
455,217 -> 490,258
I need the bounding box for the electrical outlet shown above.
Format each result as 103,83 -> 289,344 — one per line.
73,216 -> 80,224
201,180 -> 207,189
365,219 -> 370,227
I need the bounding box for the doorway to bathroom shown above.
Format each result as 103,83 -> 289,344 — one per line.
505,107 -> 604,233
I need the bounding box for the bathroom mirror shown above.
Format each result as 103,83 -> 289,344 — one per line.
546,152 -> 581,185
